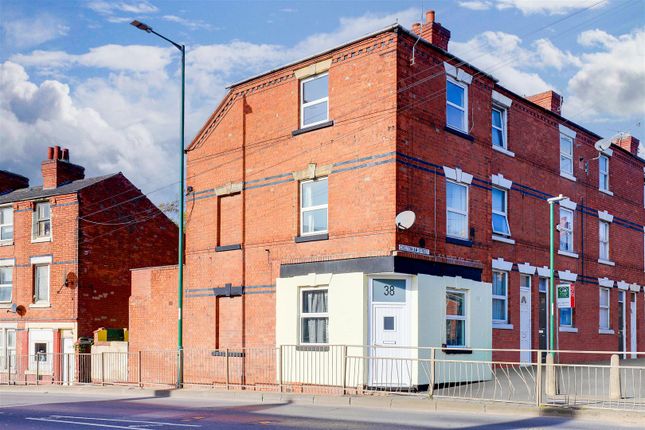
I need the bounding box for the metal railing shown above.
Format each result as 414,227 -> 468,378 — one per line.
1,346 -> 643,411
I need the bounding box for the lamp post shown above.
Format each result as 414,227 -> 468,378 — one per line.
547,194 -> 566,357
130,20 -> 185,388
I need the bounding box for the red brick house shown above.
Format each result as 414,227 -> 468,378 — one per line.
0,146 -> 178,381
130,11 -> 644,371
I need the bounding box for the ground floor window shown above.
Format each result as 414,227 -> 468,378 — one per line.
599,288 -> 610,330
300,288 -> 328,344
0,329 -> 16,370
492,270 -> 508,324
445,290 -> 467,347
560,308 -> 574,327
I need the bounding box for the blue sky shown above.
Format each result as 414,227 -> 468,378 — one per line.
1,0 -> 643,205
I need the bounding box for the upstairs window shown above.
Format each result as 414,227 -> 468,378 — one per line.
300,288 -> 328,344
491,107 -> 507,149
33,264 -> 50,304
446,78 -> 468,132
300,73 -> 328,128
560,133 -> 574,177
0,267 -> 11,303
446,180 -> 468,239
0,206 -> 12,242
300,178 -> 328,236
599,221 -> 610,261
599,155 -> 609,192
492,188 -> 510,237
559,207 -> 574,252
33,202 -> 51,240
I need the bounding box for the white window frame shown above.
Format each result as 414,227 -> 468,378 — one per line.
299,177 -> 328,237
446,180 -> 469,240
560,133 -> 574,177
32,202 -> 51,241
559,207 -> 574,253
0,205 -> 13,243
300,73 -> 329,128
599,288 -> 610,330
33,264 -> 50,305
492,270 -> 509,324
599,220 -> 610,261
491,105 -> 508,149
492,187 -> 511,237
299,287 -> 329,345
445,289 -> 467,348
0,266 -> 12,303
446,77 -> 468,133
0,328 -> 16,371
599,154 -> 609,192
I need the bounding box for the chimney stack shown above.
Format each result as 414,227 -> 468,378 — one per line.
526,90 -> 563,115
0,170 -> 29,195
41,146 -> 85,189
412,10 -> 451,52
614,133 -> 641,156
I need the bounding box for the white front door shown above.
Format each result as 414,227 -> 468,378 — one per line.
62,337 -> 75,385
630,293 -> 637,359
519,287 -> 532,365
369,278 -> 411,387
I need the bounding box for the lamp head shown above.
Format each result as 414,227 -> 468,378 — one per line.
130,20 -> 152,33
547,194 -> 566,204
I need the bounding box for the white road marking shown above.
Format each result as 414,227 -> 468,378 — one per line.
26,415 -> 201,429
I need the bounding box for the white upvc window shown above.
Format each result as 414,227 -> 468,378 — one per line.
300,288 -> 328,344
300,178 -> 328,236
599,288 -> 610,330
559,207 -> 574,252
599,155 -> 609,192
492,187 -> 511,237
300,73 -> 329,128
0,267 -> 12,303
446,180 -> 468,239
491,106 -> 507,149
492,270 -> 508,324
32,202 -> 51,240
445,290 -> 467,347
33,264 -> 50,304
446,77 -> 468,132
560,133 -> 574,176
599,221 -> 610,261
0,329 -> 16,371
0,206 -> 13,242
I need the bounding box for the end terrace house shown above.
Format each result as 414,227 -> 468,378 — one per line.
130,9 -> 644,385
0,146 -> 178,382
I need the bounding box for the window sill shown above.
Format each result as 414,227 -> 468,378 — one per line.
493,323 -> 514,330
441,346 -> 473,355
295,233 -> 328,243
558,250 -> 579,259
598,259 -> 615,266
31,237 -> 52,244
29,303 -> 51,309
599,329 -> 615,335
292,120 -> 334,137
444,126 -> 474,142
492,235 -> 515,245
599,189 -> 614,196
0,240 -> 13,247
24,370 -> 53,376
559,172 -> 577,182
559,327 -> 578,333
445,236 -> 473,247
215,244 -> 242,252
492,145 -> 515,158
0,303 -> 12,309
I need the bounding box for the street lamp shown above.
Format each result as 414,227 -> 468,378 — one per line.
130,20 -> 186,388
547,194 -> 567,357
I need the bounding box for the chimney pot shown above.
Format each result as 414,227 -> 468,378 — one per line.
62,148 -> 69,161
412,22 -> 421,35
417,10 -> 451,52
426,10 -> 435,23
47,147 -> 54,160
53,146 -> 61,160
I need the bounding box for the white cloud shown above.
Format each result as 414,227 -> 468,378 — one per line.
577,29 -> 619,48
564,28 -> 645,121
0,14 -> 69,50
161,15 -> 214,31
86,1 -> 158,15
533,39 -> 581,69
458,1 -> 493,11
495,0 -> 608,15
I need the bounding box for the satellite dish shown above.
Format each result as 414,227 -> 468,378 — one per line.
396,211 -> 416,230
594,138 -> 612,152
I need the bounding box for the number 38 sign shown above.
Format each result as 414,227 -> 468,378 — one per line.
372,279 -> 406,303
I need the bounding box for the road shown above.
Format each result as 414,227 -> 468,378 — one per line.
0,390 -> 640,429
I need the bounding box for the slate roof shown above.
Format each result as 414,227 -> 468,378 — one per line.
0,173 -> 118,204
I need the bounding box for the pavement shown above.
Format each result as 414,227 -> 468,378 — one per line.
0,385 -> 643,429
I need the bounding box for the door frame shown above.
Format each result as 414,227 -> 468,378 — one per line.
619,291 -> 627,359
519,277 -> 532,365
630,293 -> 637,359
